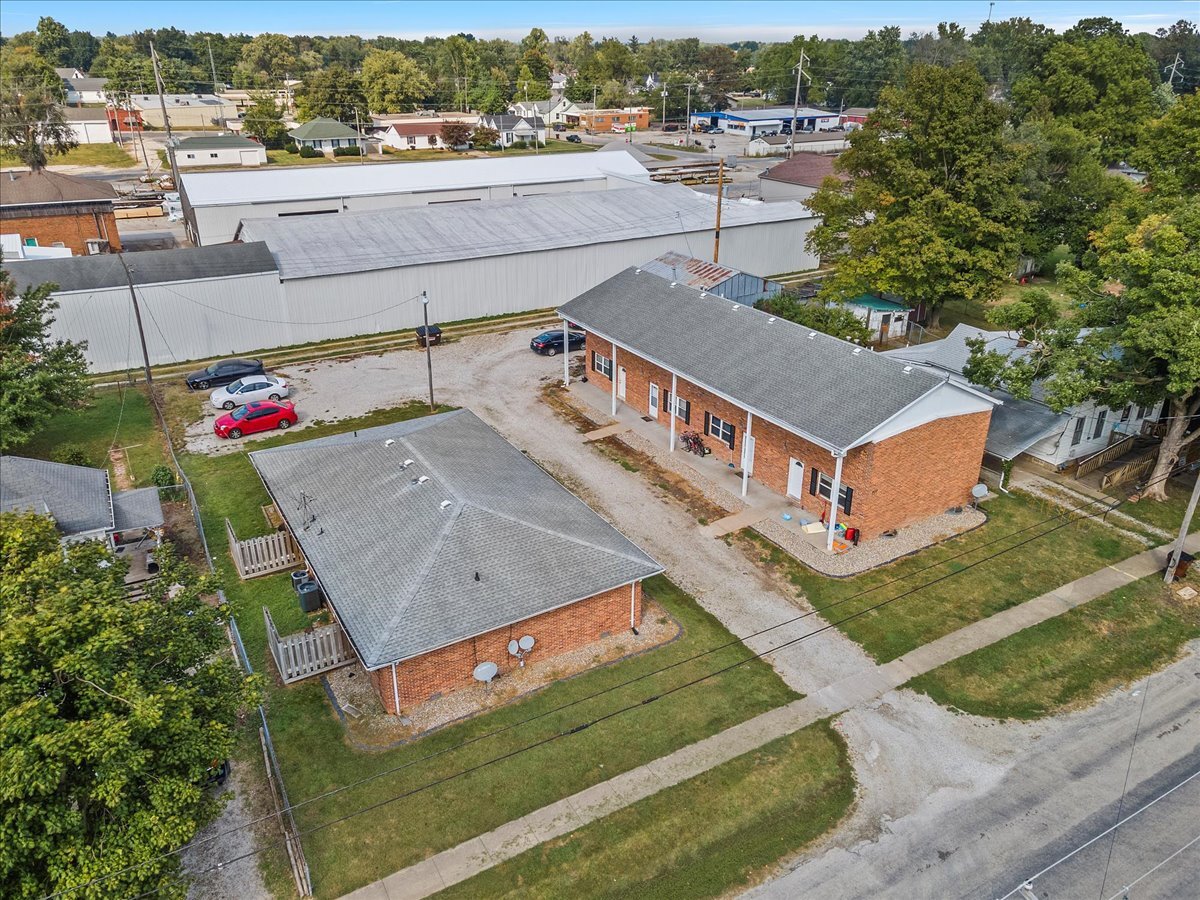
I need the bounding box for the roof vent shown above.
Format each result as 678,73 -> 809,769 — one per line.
384,439 -> 395,448
699,291 -> 707,297
852,347 -> 863,355
440,500 -> 452,510
768,317 -> 776,323
417,475 -> 430,484
403,458 -> 414,468
670,282 -> 677,288
732,304 -> 741,310
635,268 -> 641,274
807,332 -> 817,339
902,365 -> 913,374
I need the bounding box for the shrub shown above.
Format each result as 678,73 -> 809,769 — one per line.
151,464 -> 182,501
1041,244 -> 1072,276
50,443 -> 93,468
332,145 -> 360,157
297,145 -> 323,158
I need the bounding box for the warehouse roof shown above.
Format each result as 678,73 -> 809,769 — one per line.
700,106 -> 833,122
237,184 -> 812,280
4,241 -> 278,295
178,149 -> 651,207
559,267 -> 972,453
249,410 -> 662,669
0,170 -> 117,207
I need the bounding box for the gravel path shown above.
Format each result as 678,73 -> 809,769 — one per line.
183,761 -> 270,900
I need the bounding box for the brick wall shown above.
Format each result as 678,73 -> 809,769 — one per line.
0,208 -> 121,254
582,334 -> 990,538
369,581 -> 643,714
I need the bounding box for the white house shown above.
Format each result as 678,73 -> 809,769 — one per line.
478,114 -> 547,147
60,106 -> 113,144
746,134 -> 791,157
55,67 -> 108,104
509,98 -> 584,128
378,121 -> 450,151
173,134 -> 268,168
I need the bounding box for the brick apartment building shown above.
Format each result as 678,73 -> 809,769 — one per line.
559,266 -> 998,544
250,410 -> 661,712
0,170 -> 121,255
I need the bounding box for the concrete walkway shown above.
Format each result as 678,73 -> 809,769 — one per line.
341,533 -> 1199,900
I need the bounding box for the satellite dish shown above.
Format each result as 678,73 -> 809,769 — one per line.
507,640 -> 520,657
971,483 -> 989,499
518,635 -> 535,652
472,661 -> 498,683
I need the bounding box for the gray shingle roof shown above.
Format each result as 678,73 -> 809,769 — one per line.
559,267 -> 950,452
237,184 -> 811,280
4,242 -> 279,295
1,456 -> 112,536
249,411 -> 662,669
112,487 -> 165,531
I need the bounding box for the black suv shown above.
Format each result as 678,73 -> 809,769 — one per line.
186,358 -> 265,390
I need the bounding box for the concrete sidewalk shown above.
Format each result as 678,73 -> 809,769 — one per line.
341,533 -> 1199,900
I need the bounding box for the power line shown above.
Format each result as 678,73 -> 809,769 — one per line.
1102,831 -> 1200,900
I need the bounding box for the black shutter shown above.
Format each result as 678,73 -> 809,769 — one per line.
726,423 -> 736,449
810,467 -> 819,496
683,400 -> 691,425
842,486 -> 853,514
591,351 -> 597,372
704,411 -> 711,436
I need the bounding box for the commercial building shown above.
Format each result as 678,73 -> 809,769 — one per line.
580,108 -> 651,132
689,106 -> 840,137
559,267 -> 997,543
0,170 -> 121,255
129,93 -> 239,129
179,149 -> 653,245
173,134 -> 268,168
250,410 -> 662,711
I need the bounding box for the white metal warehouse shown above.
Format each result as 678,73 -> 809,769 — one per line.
179,150 -> 653,245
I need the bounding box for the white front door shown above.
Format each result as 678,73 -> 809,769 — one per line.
786,458 -> 805,499
648,383 -> 659,419
617,367 -> 627,401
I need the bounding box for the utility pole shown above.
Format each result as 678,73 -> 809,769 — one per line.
790,50 -> 809,159
149,43 -> 181,189
1164,52 -> 1184,88
206,37 -> 219,92
420,291 -> 435,412
685,82 -> 694,136
1164,469 -> 1200,584
354,108 -> 365,164
712,158 -> 725,262
117,254 -> 154,388
661,85 -> 668,129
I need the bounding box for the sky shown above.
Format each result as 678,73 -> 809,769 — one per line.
1,0 -> 1193,42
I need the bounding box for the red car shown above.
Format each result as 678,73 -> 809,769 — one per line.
213,400 -> 297,439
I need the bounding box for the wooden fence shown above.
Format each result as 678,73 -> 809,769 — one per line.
226,518 -> 301,579
1100,449 -> 1157,491
264,607 -> 354,684
1076,433 -> 1136,478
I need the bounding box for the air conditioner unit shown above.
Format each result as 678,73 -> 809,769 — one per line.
85,239 -> 109,255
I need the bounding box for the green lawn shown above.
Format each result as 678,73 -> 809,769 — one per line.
176,402 -> 798,898
1117,473 -> 1197,535
12,386 -> 170,487
437,721 -> 854,900
739,491 -> 1143,664
1,143 -> 138,169
907,575 -> 1200,719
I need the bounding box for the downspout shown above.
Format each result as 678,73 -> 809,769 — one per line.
610,341 -> 618,416
563,317 -> 570,386
669,372 -> 678,451
630,582 -> 638,633
825,452 -> 844,552
391,662 -> 400,715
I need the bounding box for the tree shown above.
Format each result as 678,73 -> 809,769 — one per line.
0,88 -> 78,172
0,265 -> 89,451
0,44 -> 62,94
1142,20 -> 1200,93
33,17 -> 71,67
295,65 -> 367,122
907,22 -> 971,68
1011,34 -> 1158,163
241,93 -> 288,149
755,293 -> 873,344
515,63 -> 550,101
842,26 -> 907,106
969,17 -> 1054,94
64,31 -> 100,73
471,124 -> 499,148
0,513 -> 260,898
965,194 -> 1200,502
806,62 -> 1025,329
1130,90 -> 1200,197
440,121 -> 472,148
698,44 -> 742,109
361,49 -> 432,113
238,32 -> 296,85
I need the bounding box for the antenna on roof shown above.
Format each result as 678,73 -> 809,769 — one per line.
298,492 -> 316,530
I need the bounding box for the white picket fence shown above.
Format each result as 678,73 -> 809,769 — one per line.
264,607 -> 354,684
226,518 -> 301,579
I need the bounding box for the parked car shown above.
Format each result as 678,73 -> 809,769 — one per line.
662,123 -> 679,132
530,330 -> 585,356
566,134 -> 582,143
213,400 -> 297,439
709,127 -> 725,134
209,375 -> 289,410
186,358 -> 264,391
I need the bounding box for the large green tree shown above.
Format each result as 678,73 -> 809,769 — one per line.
0,45 -> 63,94
33,17 -> 71,67
295,64 -> 367,121
361,49 -> 433,113
806,62 -> 1025,329
0,513 -> 259,898
969,17 -> 1055,95
755,293 -> 873,343
0,87 -> 78,172
238,31 -> 296,86
240,93 -> 288,149
1130,90 -> 1200,197
0,265 -> 89,450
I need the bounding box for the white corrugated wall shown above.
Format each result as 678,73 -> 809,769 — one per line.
50,218 -> 817,372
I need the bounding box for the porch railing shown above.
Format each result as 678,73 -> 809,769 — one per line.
1100,449 -> 1157,491
226,518 -> 301,579
264,606 -> 354,684
1076,433 -> 1136,478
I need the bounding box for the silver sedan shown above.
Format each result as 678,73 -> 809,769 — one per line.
209,375 -> 290,410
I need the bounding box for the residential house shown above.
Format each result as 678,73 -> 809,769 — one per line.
689,106 -> 839,136
640,251 -> 783,305
173,134 -> 268,167
758,153 -> 844,201
60,105 -> 113,144
882,324 -> 1165,472
840,107 -> 873,130
55,67 -> 108,104
550,72 -> 569,100
378,121 -> 449,151
477,113 -> 547,147
1,456 -> 163,545
288,117 -> 371,154
129,93 -> 239,129
509,98 -> 587,128
560,267 -> 998,544
249,410 -> 662,710
580,108 -> 651,133
0,170 -> 122,254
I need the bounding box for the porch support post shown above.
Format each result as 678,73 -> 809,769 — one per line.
826,452 -> 844,552
391,662 -> 400,715
669,372 -> 678,451
742,411 -> 754,497
563,318 -> 570,386
610,341 -> 618,416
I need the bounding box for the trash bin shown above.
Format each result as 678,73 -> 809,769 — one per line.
297,580 -> 322,613
415,324 -> 442,347
1172,551 -> 1194,580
